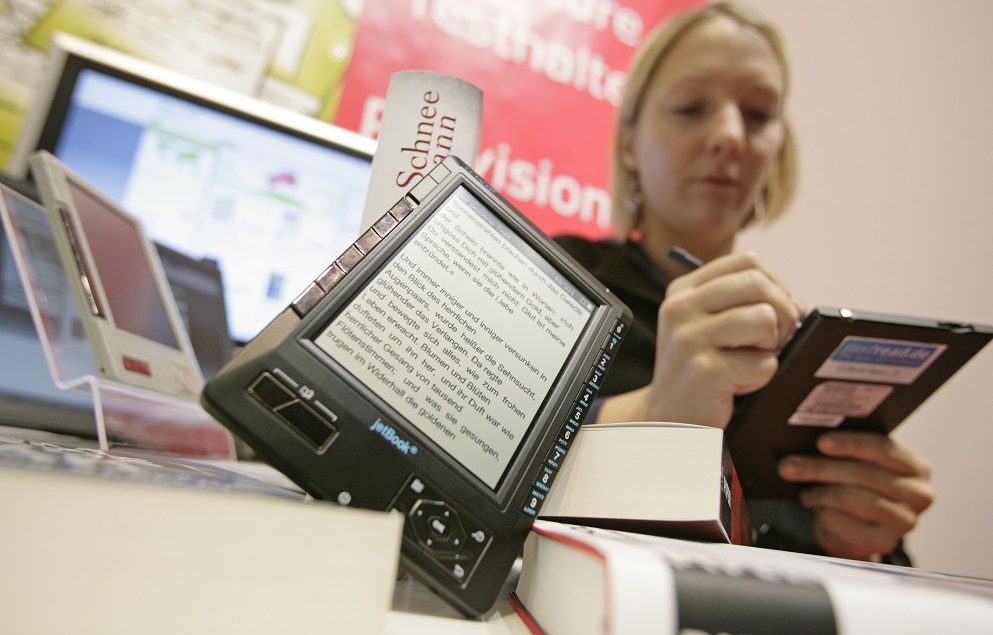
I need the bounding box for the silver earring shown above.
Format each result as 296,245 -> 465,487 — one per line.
626,172 -> 644,215
753,192 -> 766,221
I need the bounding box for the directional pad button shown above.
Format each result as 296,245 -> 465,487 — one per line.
409,500 -> 465,553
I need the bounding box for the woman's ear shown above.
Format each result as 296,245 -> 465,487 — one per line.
618,123 -> 639,171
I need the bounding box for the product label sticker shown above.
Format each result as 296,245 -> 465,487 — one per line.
788,412 -> 845,428
789,381 -> 894,427
815,336 -> 946,385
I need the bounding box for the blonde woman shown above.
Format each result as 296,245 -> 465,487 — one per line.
556,2 -> 932,564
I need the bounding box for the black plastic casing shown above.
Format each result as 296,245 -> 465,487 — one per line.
201,156 -> 630,616
727,306 -> 992,499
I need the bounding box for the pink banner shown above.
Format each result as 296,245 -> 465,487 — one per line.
335,0 -> 704,239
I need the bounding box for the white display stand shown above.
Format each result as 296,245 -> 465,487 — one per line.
0,186 -> 234,458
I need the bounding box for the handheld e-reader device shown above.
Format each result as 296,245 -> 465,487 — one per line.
201,156 -> 630,616
27,151 -> 204,398
727,306 -> 992,499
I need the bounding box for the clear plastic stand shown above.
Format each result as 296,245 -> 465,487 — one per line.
1,185 -> 234,459
59,375 -> 235,458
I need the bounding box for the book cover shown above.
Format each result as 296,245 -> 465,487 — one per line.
1,436 -> 404,634
515,521 -> 993,635
359,70 -> 482,232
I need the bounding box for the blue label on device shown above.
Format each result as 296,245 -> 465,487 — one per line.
831,339 -> 941,368
816,336 -> 946,385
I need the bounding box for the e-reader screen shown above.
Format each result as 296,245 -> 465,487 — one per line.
313,185 -> 595,490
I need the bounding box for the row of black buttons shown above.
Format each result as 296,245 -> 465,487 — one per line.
520,318 -> 627,517
290,161 -> 454,318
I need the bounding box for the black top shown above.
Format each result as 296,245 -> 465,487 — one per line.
554,235 -> 911,564
554,237 -> 667,398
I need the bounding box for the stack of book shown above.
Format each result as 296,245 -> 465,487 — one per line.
514,421 -> 993,634
1,435 -> 403,634
514,521 -> 993,634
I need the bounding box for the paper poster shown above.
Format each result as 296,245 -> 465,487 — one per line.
0,0 -> 362,170
335,0 -> 705,239
21,0 -> 285,93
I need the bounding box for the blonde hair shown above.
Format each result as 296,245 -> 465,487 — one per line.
611,2 -> 798,240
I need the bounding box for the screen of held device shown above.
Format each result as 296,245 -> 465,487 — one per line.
314,185 -> 595,489
66,180 -> 179,349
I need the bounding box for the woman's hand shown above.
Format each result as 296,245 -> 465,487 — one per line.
778,430 -> 934,561
643,250 -> 801,427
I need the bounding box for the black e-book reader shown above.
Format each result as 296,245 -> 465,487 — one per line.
727,307 -> 992,499
201,156 -> 630,616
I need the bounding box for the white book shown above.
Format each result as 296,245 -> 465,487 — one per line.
360,70 -> 483,231
515,520 -> 993,635
1,437 -> 403,634
538,422 -> 750,544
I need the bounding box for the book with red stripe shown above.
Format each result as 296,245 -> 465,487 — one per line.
538,422 -> 750,545
514,521 -> 993,635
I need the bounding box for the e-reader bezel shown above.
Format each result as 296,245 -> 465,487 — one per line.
201,156 -> 630,616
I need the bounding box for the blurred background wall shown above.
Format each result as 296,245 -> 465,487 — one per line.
738,0 -> 993,578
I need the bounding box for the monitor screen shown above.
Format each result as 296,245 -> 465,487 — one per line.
154,242 -> 233,381
13,36 -> 375,343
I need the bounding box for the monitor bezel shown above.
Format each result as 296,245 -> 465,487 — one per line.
10,33 -> 376,181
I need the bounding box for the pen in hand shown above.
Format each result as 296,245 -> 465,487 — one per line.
668,246 -> 807,330
668,246 -> 704,271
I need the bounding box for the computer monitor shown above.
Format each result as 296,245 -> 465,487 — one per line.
153,242 -> 234,381
10,34 -> 376,344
